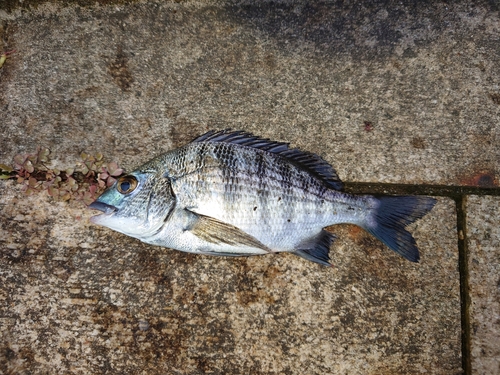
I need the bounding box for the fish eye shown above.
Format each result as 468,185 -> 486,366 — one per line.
116,175 -> 138,194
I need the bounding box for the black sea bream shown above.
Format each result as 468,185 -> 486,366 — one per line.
89,130 -> 436,266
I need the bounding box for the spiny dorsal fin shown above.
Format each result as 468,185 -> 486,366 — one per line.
187,209 -> 273,253
192,129 -> 343,190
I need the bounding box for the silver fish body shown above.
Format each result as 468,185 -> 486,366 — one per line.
90,130 -> 436,266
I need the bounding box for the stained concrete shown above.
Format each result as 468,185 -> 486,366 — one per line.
1,1 -> 498,186
468,196 -> 500,375
0,0 -> 498,373
0,182 -> 461,374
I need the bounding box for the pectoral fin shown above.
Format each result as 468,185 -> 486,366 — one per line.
186,210 -> 273,253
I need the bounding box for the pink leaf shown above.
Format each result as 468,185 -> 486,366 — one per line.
80,165 -> 89,175
24,160 -> 34,174
48,186 -> 58,197
110,168 -> 123,177
107,162 -> 117,175
61,192 -> 71,201
14,154 -> 26,166
106,177 -> 117,187
83,193 -> 94,206
28,177 -> 38,187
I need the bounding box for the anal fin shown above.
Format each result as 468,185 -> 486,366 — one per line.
187,210 -> 272,253
294,230 -> 335,267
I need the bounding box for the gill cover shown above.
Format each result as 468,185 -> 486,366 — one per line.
89,172 -> 176,239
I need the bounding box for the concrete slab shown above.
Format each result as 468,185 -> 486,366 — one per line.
467,196 -> 500,375
0,182 -> 460,374
0,0 -> 488,373
0,1 -> 498,186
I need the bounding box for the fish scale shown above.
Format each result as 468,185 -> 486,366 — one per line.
174,144 -> 331,241
90,130 -> 437,266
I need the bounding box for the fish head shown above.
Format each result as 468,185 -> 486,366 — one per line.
89,170 -> 176,239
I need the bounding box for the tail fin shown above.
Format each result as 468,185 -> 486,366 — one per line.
363,196 -> 437,262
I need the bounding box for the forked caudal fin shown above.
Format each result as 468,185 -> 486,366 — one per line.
363,196 -> 437,262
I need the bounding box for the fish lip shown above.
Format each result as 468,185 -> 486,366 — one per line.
88,201 -> 117,215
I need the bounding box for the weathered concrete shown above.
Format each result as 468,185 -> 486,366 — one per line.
0,182 -> 460,374
0,1 -> 498,186
1,0 -> 498,373
468,196 -> 500,375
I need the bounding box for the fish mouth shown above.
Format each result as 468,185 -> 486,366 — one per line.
88,201 -> 117,215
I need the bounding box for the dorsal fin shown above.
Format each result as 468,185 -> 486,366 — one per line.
192,129 -> 343,190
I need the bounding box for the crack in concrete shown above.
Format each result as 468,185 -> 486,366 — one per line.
455,196 -> 471,375
343,182 -> 500,197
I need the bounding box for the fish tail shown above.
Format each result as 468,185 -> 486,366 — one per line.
363,196 -> 437,262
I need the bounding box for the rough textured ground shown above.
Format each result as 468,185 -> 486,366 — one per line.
468,196 -> 500,375
0,1 -> 498,374
0,183 -> 460,374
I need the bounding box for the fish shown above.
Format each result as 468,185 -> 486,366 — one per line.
89,130 -> 436,266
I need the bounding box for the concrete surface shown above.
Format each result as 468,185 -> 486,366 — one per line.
468,196 -> 500,375
0,184 -> 461,374
0,1 -> 498,374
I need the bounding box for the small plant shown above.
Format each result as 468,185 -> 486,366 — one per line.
0,147 -> 123,205
0,50 -> 16,69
